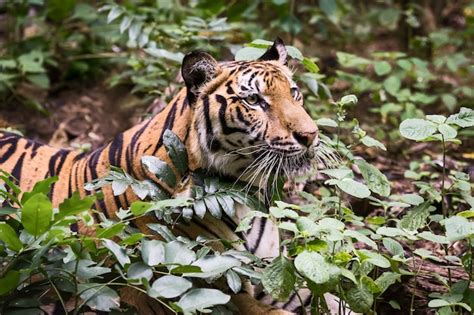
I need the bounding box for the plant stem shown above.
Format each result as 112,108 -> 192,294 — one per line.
410,258 -> 421,315
441,136 -> 447,218
440,136 -> 453,286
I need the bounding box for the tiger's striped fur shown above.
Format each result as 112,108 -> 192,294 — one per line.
0,38 -> 329,314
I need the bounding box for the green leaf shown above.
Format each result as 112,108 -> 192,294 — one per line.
141,156 -> 176,187
142,240 -> 165,266
0,222 -> 23,252
333,178 -> 371,198
235,47 -> 266,61
357,250 -> 391,268
149,275 -> 192,298
320,168 -> 353,180
56,192 -> 95,221
187,255 -> 241,278
399,119 -> 437,141
163,130 -> 188,175
417,231 -> 448,244
344,230 -> 377,249
177,289 -> 230,313
374,61 -> 392,76
130,201 -> 153,216
400,194 -> 424,205
97,223 -> 125,239
346,285 -> 374,313
18,51 -> 45,74
360,135 -> 387,151
226,269 -> 242,294
399,202 -> 434,231
438,124 -> 457,139
107,6 -> 123,23
216,195 -> 235,217
374,272 -> 401,295
317,117 -> 338,128
170,265 -> 202,274
355,160 -> 390,196
119,16 -> 132,33
27,73 -> 50,89
397,59 -> 412,71
296,217 -> 319,235
295,251 -> 340,284
441,94 -> 457,112
22,176 -> 58,204
103,239 -> 130,267
165,241 -> 196,266
446,107 -> 474,128
0,270 -> 20,295
47,0 -> 75,22
65,259 -> 111,280
148,223 -> 177,242
340,94 -> 358,105
382,238 -> 404,256
383,76 -> 401,95
262,255 -> 296,300
193,199 -> 207,219
21,193 -> 53,236
428,299 -> 451,308
444,216 -> 474,242
204,195 -> 222,219
302,57 -> 320,73
127,262 -> 153,282
78,284 -> 120,312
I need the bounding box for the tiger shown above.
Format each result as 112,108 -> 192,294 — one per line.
0,38 -> 342,314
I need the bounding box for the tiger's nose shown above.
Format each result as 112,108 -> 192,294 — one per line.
293,131 -> 318,147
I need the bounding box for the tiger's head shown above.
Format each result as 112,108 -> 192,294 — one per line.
183,38 -> 323,188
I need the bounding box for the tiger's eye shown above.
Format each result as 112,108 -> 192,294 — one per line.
245,94 -> 260,105
291,87 -> 299,99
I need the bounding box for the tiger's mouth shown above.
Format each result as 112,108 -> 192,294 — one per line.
228,140 -> 338,191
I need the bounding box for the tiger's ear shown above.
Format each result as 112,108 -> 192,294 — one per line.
182,51 -> 221,103
258,37 -> 288,64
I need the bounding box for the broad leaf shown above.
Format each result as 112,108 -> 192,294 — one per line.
103,239 -> 130,267
65,259 -> 111,280
262,255 -> 295,300
149,275 -> 192,298
346,285 -> 373,313
0,222 -> 23,251
142,155 -> 177,187
177,289 -> 230,313
164,241 -> 196,266
355,160 -> 390,196
187,255 -> 241,278
399,202 -> 434,231
21,176 -> 58,204
333,178 -> 371,198
78,284 -> 120,312
0,270 -> 20,295
163,130 -> 188,175
127,262 -> 153,282
446,107 -> 474,128
295,251 -> 340,284
142,239 -> 165,266
399,119 -> 437,141
226,269 -> 242,294
56,192 -> 96,221
21,193 -> 53,236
